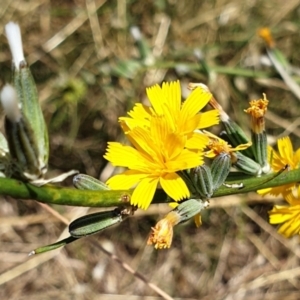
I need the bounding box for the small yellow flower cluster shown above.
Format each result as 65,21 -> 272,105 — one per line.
104,80 -> 219,209
258,137 -> 300,237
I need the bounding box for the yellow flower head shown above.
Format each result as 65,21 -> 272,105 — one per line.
269,188 -> 300,237
104,81 -> 220,209
147,211 -> 180,249
104,115 -> 204,209
120,80 -> 219,151
258,136 -> 300,196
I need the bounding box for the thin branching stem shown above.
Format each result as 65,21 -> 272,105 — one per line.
0,167 -> 299,207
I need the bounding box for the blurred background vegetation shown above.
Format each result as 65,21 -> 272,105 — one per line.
1,0 -> 300,299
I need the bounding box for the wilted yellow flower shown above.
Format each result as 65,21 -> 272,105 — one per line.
105,116 -> 203,209
244,94 -> 269,134
258,136 -> 300,196
147,211 -> 180,249
204,131 -> 251,159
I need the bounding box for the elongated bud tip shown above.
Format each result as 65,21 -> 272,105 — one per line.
130,26 -> 142,41
258,27 -> 275,48
0,84 -> 22,122
5,22 -> 25,70
188,82 -> 210,92
28,250 -> 36,256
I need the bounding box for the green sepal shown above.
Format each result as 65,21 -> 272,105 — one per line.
13,62 -> 49,174
30,236 -> 78,255
0,132 -> 10,176
251,131 -> 270,173
211,152 -> 231,190
190,165 -> 214,199
5,115 -> 44,180
232,151 -> 262,176
178,169 -> 200,198
221,119 -> 255,159
69,209 -> 124,238
73,173 -> 110,190
175,199 -> 209,223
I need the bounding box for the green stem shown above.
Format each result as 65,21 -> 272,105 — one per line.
0,168 -> 299,207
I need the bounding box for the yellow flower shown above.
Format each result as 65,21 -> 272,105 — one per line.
120,80 -> 219,151
104,116 -> 203,209
258,136 -> 300,196
104,81 -> 220,209
269,188 -> 300,237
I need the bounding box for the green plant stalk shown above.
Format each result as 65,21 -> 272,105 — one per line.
0,167 -> 297,207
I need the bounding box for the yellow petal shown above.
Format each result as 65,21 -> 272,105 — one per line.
164,132 -> 186,161
268,146 -> 285,171
127,127 -> 159,159
179,115 -> 201,134
258,185 -> 293,196
257,188 -> 268,195
268,204 -> 300,237
294,148 -> 300,164
165,149 -> 202,170
131,177 -> 159,209
119,117 -> 148,132
194,213 -> 202,227
127,103 -> 152,121
278,217 -> 299,237
185,132 -> 209,150
104,142 -> 142,167
197,110 -> 220,129
277,136 -> 293,163
181,87 -> 212,119
106,170 -> 148,189
104,142 -> 153,170
285,188 -> 300,206
233,142 -> 252,151
169,202 -> 179,208
160,173 -> 190,201
146,84 -> 164,115
162,80 -> 181,114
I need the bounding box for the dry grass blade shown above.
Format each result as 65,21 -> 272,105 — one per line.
86,0 -> 106,59
91,241 -> 175,300
241,206 -> 300,259
41,0 -> 106,54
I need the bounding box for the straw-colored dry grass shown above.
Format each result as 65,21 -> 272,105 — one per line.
1,0 -> 300,299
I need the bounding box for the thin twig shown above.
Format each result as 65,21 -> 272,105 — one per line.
90,240 -> 174,300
